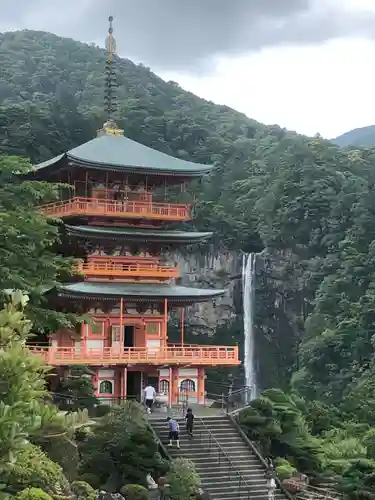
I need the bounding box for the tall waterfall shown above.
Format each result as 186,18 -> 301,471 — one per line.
242,253 -> 257,403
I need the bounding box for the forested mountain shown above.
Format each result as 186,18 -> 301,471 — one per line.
332,125 -> 375,147
3,29 -> 375,449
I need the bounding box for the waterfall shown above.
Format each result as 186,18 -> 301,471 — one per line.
242,253 -> 257,403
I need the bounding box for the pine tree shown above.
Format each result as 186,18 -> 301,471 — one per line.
56,365 -> 98,412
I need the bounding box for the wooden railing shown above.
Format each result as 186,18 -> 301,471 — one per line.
40,197 -> 191,221
77,260 -> 179,280
28,345 -> 240,366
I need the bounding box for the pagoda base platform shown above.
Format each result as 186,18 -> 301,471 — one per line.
53,365 -> 227,406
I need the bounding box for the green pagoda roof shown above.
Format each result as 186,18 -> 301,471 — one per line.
35,135 -> 213,177
64,225 -> 212,244
57,282 -> 225,304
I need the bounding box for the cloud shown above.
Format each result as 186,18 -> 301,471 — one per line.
1,0 -> 375,72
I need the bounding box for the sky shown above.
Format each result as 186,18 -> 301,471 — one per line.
2,0 -> 375,138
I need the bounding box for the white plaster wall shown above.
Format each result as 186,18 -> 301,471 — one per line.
178,368 -> 198,377
147,339 -> 161,351
87,339 -> 103,350
98,369 -> 115,378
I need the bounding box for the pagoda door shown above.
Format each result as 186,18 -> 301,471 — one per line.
111,325 -> 121,352
75,340 -> 81,353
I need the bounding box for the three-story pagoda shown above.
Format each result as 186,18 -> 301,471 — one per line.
29,17 -> 240,405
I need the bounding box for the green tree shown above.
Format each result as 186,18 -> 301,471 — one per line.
0,292 -> 76,487
0,292 -> 47,485
79,402 -> 166,491
56,366 -> 98,413
0,155 -> 77,331
167,458 -> 200,500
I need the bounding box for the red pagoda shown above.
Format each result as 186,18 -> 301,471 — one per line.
28,17 -> 240,405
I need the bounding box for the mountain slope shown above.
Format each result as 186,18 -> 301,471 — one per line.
331,125 -> 375,147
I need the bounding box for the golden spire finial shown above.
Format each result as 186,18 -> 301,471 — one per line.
104,15 -> 117,122
100,15 -> 123,136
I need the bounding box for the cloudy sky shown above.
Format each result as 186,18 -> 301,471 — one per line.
2,0 -> 375,138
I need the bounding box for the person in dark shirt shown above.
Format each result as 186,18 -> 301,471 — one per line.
185,407 -> 194,437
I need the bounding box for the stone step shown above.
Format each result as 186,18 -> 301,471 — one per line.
151,417 -> 288,500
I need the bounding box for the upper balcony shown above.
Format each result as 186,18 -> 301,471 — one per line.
28,344 -> 240,367
78,256 -> 179,282
40,197 -> 191,222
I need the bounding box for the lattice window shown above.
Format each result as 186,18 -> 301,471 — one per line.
111,325 -> 121,342
91,321 -> 104,335
146,322 -> 159,335
180,379 -> 196,392
99,380 -> 113,394
159,379 -> 170,395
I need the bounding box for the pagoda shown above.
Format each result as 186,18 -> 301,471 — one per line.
28,17 -> 240,405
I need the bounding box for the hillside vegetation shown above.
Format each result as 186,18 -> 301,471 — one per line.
3,29 -> 375,494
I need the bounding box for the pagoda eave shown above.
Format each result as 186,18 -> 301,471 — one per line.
54,282 -> 225,305
67,155 -> 213,178
64,224 -> 213,244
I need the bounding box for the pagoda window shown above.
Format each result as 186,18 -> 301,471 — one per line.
180,379 -> 196,393
159,380 -> 169,395
146,323 -> 159,335
91,321 -> 104,336
111,325 -> 121,342
99,380 -> 113,394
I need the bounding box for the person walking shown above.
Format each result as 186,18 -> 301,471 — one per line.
167,416 -> 180,449
185,407 -> 194,437
144,384 -> 156,414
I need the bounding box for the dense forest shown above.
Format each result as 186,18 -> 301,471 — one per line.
3,28 -> 375,496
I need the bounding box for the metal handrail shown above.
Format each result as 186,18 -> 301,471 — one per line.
197,417 -> 252,500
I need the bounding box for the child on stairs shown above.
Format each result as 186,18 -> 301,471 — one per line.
167,416 -> 180,449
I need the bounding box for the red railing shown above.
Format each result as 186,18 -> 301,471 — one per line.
28,345 -> 240,366
40,197 -> 191,221
78,260 -> 179,279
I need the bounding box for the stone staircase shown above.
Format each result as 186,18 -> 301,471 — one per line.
151,415 -> 287,500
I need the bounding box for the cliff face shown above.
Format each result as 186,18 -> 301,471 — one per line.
174,247 -> 305,391
174,248 -> 242,336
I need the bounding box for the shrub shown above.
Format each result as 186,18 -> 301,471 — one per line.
6,444 -> 71,497
120,484 -> 149,500
71,481 -> 96,500
167,458 -> 200,500
15,488 -> 53,500
275,458 -> 296,480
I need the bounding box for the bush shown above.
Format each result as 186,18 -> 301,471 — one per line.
167,458 -> 200,500
120,484 -> 149,500
6,444 -> 71,497
15,488 -> 53,500
71,481 -> 96,500
275,458 -> 296,480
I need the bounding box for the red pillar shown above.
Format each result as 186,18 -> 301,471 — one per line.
198,367 -> 206,404
180,308 -> 185,345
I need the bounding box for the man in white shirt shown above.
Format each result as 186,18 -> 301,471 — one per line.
144,384 -> 156,414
